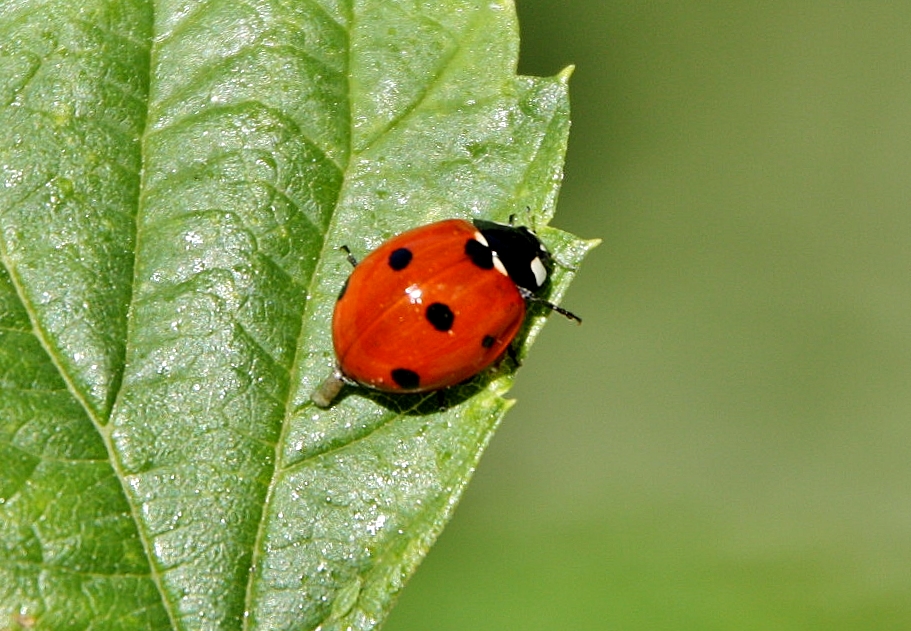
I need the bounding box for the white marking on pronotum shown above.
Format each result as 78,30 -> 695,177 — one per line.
473,231 -> 489,246
492,255 -> 508,277
530,256 -> 547,287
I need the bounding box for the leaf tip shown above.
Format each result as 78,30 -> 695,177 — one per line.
558,65 -> 576,83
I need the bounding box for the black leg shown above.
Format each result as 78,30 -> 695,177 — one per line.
340,245 -> 358,267
506,343 -> 521,366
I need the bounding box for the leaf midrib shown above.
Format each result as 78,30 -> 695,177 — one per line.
239,8 -> 355,630
96,6 -> 182,629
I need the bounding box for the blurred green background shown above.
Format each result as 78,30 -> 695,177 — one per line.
386,2 -> 911,629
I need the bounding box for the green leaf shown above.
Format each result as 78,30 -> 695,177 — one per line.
0,1 -> 595,630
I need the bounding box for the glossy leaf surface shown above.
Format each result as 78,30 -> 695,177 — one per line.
0,1 -> 594,629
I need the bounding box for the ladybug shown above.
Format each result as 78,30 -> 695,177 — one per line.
311,218 -> 580,407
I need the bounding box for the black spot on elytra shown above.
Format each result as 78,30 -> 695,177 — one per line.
481,334 -> 496,349
337,277 -> 349,301
426,302 -> 454,332
388,247 -> 413,271
391,368 -> 420,389
464,238 -> 493,270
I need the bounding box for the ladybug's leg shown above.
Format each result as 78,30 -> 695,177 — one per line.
518,287 -> 582,324
339,245 -> 358,268
506,343 -> 522,366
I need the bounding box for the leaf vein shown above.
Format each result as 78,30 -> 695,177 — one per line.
353,10 -> 468,155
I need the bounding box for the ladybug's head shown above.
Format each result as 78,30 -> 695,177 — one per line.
472,219 -> 553,294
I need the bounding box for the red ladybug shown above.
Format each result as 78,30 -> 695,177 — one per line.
312,218 -> 579,407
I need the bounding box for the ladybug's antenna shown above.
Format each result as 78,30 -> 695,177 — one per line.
509,206 -> 537,231
541,300 -> 582,324
519,288 -> 582,324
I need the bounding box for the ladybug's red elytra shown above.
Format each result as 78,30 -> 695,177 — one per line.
311,218 -> 579,407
